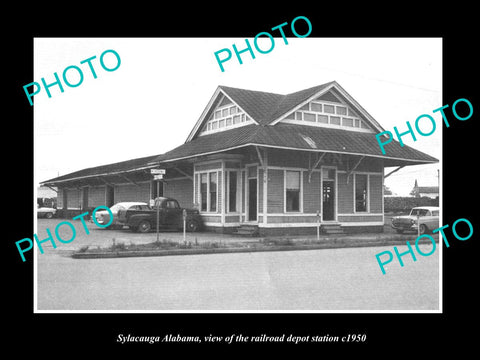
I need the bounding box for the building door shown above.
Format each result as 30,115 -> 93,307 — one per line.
248,178 -> 257,221
323,180 -> 335,221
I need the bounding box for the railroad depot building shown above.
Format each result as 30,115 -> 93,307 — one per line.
41,81 -> 438,235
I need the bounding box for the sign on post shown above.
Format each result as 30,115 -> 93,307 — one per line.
150,169 -> 166,175
153,174 -> 163,180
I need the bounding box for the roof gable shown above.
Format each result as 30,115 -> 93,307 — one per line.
186,82 -> 386,142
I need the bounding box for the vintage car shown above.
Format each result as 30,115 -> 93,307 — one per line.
391,206 -> 439,234
37,204 -> 56,219
117,197 -> 203,233
94,202 -> 150,229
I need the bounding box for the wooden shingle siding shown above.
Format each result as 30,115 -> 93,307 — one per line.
115,183 -> 150,203
164,178 -> 194,208
369,174 -> 383,213
267,169 -> 284,213
337,173 -> 354,213
303,171 -> 321,213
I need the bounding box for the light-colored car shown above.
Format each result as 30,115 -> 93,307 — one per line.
391,206 -> 439,234
94,202 -> 150,229
37,204 -> 56,219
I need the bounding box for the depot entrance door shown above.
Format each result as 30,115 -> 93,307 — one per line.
323,180 -> 335,221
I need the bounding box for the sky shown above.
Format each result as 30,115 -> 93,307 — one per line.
34,37 -> 442,196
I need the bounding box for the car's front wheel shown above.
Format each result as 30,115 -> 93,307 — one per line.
419,224 -> 428,234
137,220 -> 152,233
186,218 -> 200,232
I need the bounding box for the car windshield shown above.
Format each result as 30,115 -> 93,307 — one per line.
410,208 -> 430,216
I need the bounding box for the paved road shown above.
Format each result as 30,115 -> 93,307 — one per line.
35,220 -> 439,311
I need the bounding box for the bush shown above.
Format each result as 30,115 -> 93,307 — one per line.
384,196 -> 439,213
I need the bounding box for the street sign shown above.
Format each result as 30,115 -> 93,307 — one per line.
153,174 -> 163,180
150,169 -> 166,175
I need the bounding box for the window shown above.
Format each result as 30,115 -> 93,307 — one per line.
342,117 -> 354,127
166,200 -> 179,209
330,116 -> 341,125
286,171 -> 301,212
355,174 -> 368,212
336,106 -> 347,115
200,173 -> 208,211
228,171 -> 237,212
311,102 -> 322,112
209,172 -> 217,212
304,113 -> 316,122
295,112 -> 303,120
324,104 -> 335,114
318,114 -> 328,123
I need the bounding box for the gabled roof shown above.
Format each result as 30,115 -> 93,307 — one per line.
187,81 -> 385,141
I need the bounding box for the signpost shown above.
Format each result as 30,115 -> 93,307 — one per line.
150,169 -> 166,241
183,209 -> 187,245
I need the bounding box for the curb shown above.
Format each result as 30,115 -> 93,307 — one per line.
71,236 -> 438,259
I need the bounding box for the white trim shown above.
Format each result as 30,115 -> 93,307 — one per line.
281,118 -> 374,133
269,82 -> 385,133
353,173 -> 370,214
258,221 -> 384,228
340,221 -> 384,227
320,166 -> 337,222
186,87 -> 259,142
196,169 -> 220,213
266,213 -> 320,217
284,169 -> 303,213
221,162 -> 225,224
337,213 -> 382,217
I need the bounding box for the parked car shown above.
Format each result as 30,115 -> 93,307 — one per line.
391,206 -> 439,234
37,204 -> 56,219
94,202 -> 150,229
117,197 -> 203,233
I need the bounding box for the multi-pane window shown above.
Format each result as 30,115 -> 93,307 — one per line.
283,100 -> 372,131
209,172 -> 217,212
355,174 -> 368,212
200,173 -> 208,212
228,171 -> 237,212
202,104 -> 251,135
199,171 -> 219,212
286,171 -> 301,212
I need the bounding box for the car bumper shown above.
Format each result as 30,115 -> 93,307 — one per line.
391,224 -> 418,231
